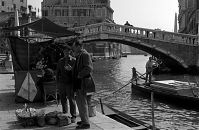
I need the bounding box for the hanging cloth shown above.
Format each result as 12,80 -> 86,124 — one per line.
17,72 -> 37,102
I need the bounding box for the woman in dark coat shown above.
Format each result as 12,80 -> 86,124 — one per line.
56,45 -> 76,123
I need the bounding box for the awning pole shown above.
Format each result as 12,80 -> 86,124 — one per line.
151,91 -> 155,130
27,39 -> 30,102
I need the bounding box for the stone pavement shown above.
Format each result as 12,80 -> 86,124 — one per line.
0,74 -> 133,130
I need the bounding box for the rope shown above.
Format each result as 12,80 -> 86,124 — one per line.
93,79 -> 132,99
92,72 -> 148,104
93,78 -> 132,96
184,76 -> 198,97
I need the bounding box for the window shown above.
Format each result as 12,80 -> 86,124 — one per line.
62,9 -> 68,16
13,4 -> 16,10
96,9 -> 101,17
20,6 -> 26,12
2,1 -> 4,6
77,9 -> 87,16
55,9 -> 61,16
102,9 -> 105,17
87,9 -> 91,16
42,10 -> 48,16
72,9 -> 78,16
187,0 -> 194,8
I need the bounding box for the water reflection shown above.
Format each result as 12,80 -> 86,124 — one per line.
93,55 -> 199,130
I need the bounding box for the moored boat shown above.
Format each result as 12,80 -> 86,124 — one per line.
131,79 -> 199,110
121,53 -> 127,57
97,103 -> 159,130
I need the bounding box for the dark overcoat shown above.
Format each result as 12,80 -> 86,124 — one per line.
72,49 -> 95,93
56,56 -> 75,95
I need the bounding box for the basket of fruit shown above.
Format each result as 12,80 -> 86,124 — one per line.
15,104 -> 37,127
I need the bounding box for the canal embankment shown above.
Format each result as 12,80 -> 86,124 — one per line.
0,73 -> 133,130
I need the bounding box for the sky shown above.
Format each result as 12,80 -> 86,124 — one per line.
28,0 -> 179,32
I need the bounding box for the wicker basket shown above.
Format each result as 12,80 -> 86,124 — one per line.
45,111 -> 61,125
15,108 -> 37,127
16,113 -> 37,127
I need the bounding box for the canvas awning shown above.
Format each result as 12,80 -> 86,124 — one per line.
3,17 -> 79,38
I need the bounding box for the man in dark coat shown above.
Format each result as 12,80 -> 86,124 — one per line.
56,44 -> 76,123
72,39 -> 95,129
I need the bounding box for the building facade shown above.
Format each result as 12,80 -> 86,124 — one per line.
0,0 -> 30,35
0,0 -> 30,63
41,0 -> 113,27
178,0 -> 199,34
41,0 -> 121,58
0,0 -> 27,13
0,0 -> 26,59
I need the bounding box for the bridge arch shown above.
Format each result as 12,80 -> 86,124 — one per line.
82,38 -> 188,72
71,22 -> 199,74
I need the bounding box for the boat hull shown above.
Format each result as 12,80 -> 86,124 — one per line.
97,103 -> 159,130
131,83 -> 199,111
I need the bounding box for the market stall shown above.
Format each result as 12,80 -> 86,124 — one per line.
9,37 -> 61,102
3,17 -> 79,103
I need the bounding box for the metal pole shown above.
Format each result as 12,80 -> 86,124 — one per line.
99,98 -> 105,114
197,10 -> 199,43
198,19 -> 199,44
28,40 -> 30,102
151,91 -> 155,130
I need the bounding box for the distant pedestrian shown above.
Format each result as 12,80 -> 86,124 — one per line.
124,21 -> 132,33
72,39 -> 95,129
56,44 -> 76,123
145,57 -> 157,83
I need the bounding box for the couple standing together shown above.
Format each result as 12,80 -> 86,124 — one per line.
56,39 -> 95,129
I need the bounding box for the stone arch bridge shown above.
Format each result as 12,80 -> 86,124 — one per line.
71,22 -> 199,74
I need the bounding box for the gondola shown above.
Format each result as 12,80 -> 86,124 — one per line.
97,103 -> 159,130
131,80 -> 199,110
121,53 -> 128,57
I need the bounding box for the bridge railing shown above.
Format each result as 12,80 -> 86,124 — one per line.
70,22 -> 199,45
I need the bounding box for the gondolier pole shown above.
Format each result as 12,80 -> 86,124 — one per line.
198,10 -> 199,43
151,91 -> 155,130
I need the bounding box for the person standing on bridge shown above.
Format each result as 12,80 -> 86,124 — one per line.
145,56 -> 158,84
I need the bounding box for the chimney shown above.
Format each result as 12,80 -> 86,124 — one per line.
174,12 -> 178,33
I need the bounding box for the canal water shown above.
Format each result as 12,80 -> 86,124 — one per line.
92,55 -> 199,130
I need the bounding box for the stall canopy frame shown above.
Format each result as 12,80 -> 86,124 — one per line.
2,17 -> 79,38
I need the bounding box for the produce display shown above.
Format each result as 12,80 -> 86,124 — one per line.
16,108 -> 37,118
15,104 -> 37,118
15,104 -> 71,127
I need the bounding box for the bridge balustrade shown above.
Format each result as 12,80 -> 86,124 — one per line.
71,22 -> 198,45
